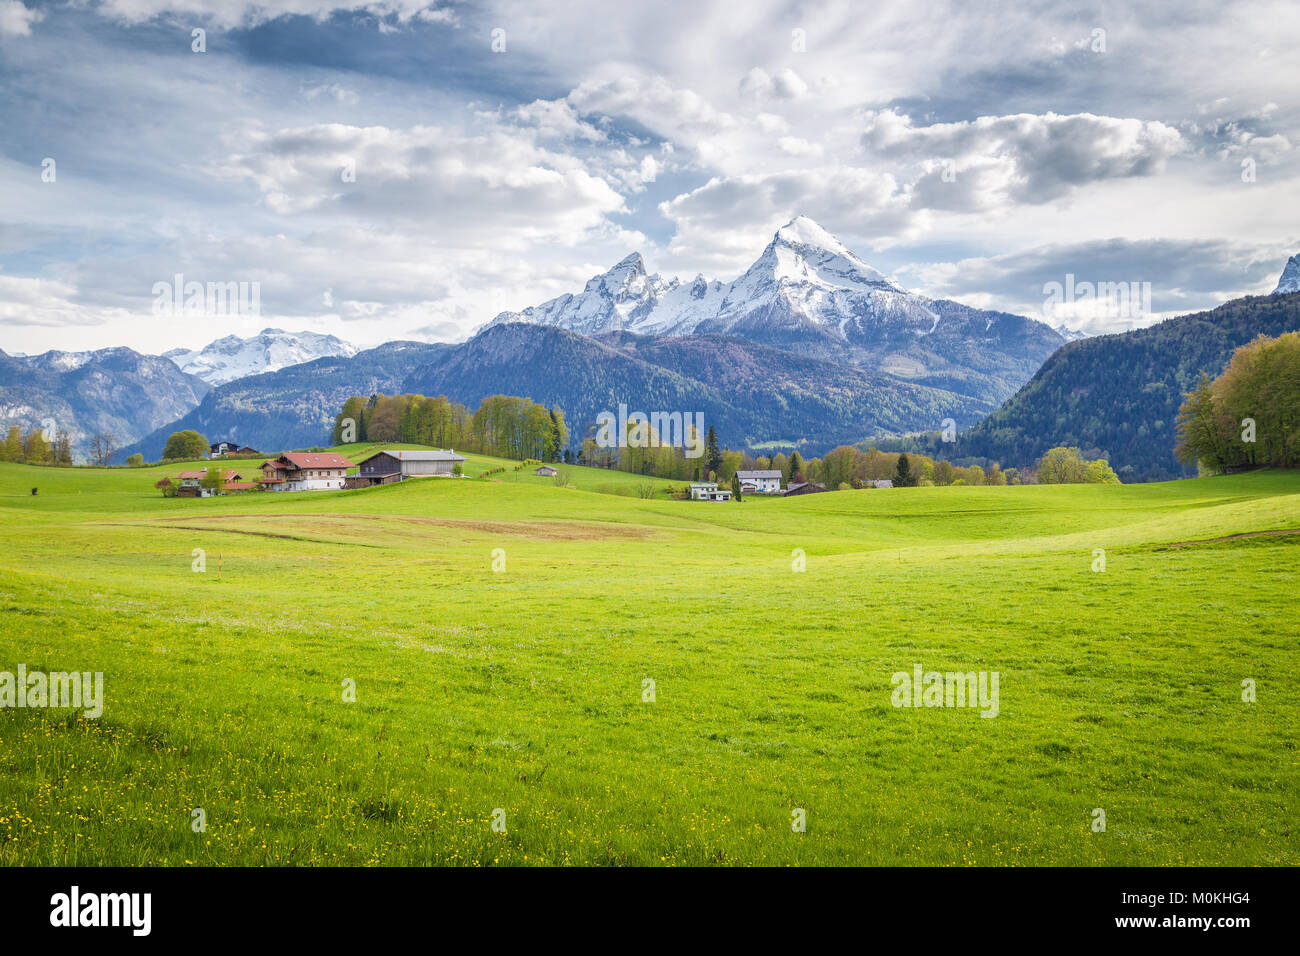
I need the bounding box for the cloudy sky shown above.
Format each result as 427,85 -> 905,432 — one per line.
1,0 -> 1297,355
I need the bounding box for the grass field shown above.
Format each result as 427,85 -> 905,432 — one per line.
0,453 -> 1297,865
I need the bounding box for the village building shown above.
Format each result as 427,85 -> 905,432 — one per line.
784,481 -> 829,496
209,441 -> 261,458
534,465 -> 559,477
872,479 -> 894,489
174,468 -> 248,498
260,452 -> 353,492
688,481 -> 733,502
736,469 -> 783,494
347,449 -> 466,488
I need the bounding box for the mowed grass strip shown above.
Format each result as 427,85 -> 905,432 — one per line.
0,460 -> 1296,865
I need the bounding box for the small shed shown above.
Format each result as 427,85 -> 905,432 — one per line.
535,465 -> 559,477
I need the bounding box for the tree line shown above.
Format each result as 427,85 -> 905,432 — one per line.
333,394 -> 569,462
0,426 -> 74,465
773,445 -> 1112,488
1176,331 -> 1300,473
564,416 -> 1121,488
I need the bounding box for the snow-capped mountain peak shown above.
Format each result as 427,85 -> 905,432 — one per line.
733,216 -> 905,304
478,216 -> 1064,377
584,252 -> 653,299
775,215 -> 848,253
164,328 -> 357,385
764,215 -> 902,293
1272,253 -> 1300,295
483,216 -> 913,338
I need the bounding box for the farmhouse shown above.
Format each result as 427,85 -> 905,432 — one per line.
174,468 -> 247,497
350,449 -> 466,488
736,469 -> 782,494
260,452 -> 353,492
689,481 -> 733,502
535,465 -> 559,477
784,481 -> 828,496
209,441 -> 261,458
872,479 -> 894,489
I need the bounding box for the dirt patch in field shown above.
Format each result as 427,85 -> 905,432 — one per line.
381,515 -> 655,541
104,521 -> 385,547
1166,528 -> 1300,548
140,512 -> 654,542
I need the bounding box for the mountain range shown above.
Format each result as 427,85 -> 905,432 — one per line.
125,340 -> 448,460
0,347 -> 210,455
487,216 -> 1068,405
117,217 -> 1069,459
163,328 -> 357,385
8,217 -> 1299,479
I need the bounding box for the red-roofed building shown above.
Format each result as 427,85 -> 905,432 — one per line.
174,468 -> 247,497
260,452 -> 354,492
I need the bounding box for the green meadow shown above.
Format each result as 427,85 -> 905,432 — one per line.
0,451 -> 1296,866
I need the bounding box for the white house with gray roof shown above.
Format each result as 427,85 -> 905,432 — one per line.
736,469 -> 783,494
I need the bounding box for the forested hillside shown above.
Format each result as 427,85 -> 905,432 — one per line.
952,292 -> 1300,480
404,323 -> 988,450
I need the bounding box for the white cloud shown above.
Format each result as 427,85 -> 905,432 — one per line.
509,99 -> 606,143
862,110 -> 1188,206
739,67 -> 809,101
303,83 -> 359,105
567,72 -> 737,146
0,0 -> 41,36
904,236 -> 1294,333
211,121 -> 626,244
3,0 -> 1300,353
86,1 -> 454,30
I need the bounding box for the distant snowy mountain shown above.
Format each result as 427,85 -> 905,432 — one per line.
1,347 -> 209,459
486,216 -> 1067,405
1272,254 -> 1300,295
1053,324 -> 1088,342
164,328 -> 357,385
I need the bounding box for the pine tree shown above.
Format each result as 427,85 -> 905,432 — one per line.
705,425 -> 722,475
894,453 -> 913,487
787,450 -> 803,483
730,471 -> 743,501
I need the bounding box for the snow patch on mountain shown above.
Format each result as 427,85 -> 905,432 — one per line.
1053,324 -> 1088,342
164,328 -> 357,385
19,349 -> 122,373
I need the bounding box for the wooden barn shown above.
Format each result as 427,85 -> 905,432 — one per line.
351,449 -> 466,487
